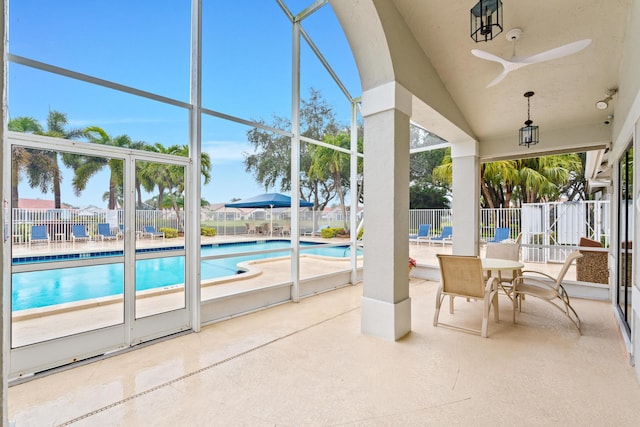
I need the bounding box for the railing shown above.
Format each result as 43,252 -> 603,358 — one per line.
202,209 -> 351,236
410,201 -> 611,263
11,208 -> 180,242
409,208 -> 521,241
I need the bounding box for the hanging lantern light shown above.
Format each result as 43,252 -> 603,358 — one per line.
470,0 -> 503,43
519,91 -> 539,148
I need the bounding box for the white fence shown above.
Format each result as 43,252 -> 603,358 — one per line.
11,208 -> 180,242
202,209 -> 350,236
410,201 -> 610,262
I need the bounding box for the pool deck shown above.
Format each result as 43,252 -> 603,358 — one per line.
9,278 -> 639,425
10,235 -> 361,347
10,234 -> 590,347
12,233 -> 571,278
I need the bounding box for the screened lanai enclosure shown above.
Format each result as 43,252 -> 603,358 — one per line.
1,0 -> 631,385
3,1 -> 365,379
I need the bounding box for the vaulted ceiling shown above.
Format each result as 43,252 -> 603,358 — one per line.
392,0 -> 629,151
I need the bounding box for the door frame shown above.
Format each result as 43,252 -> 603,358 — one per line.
6,132 -> 193,379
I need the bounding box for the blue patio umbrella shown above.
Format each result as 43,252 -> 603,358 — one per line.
225,193 -> 313,236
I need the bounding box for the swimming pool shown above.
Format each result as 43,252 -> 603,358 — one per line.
11,240 -> 361,311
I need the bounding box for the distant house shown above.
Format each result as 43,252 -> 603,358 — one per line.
14,199 -> 76,221
17,198 -> 73,210
77,206 -> 103,217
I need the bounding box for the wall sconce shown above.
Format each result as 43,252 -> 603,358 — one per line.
470,0 -> 503,42
519,91 -> 539,148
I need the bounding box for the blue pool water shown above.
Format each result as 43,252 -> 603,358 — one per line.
12,241 -> 360,311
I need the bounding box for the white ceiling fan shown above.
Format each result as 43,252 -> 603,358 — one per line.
471,28 -> 591,88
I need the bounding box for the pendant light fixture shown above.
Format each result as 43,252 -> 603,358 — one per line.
519,91 -> 539,148
470,0 -> 503,42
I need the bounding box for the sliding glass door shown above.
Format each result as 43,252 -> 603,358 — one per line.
616,144 -> 632,333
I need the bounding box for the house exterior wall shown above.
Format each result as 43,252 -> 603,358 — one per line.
610,0 -> 640,380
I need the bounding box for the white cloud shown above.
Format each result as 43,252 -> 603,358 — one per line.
202,140 -> 253,164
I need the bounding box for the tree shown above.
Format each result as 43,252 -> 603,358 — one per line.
102,185 -> 124,208
560,152 -> 588,201
410,149 -> 447,183
409,180 -> 450,209
141,144 -> 212,230
9,111 -> 83,209
8,116 -> 43,207
73,126 -> 131,209
308,132 -> 363,230
244,88 -> 342,211
40,111 -> 84,208
433,150 -> 584,206
515,155 -> 582,204
128,140 -> 152,208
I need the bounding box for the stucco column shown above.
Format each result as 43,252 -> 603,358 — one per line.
451,140 -> 480,256
360,82 -> 412,341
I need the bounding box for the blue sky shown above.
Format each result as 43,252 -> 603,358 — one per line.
8,1 -> 361,208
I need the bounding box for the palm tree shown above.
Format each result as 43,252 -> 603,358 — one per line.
144,144 -> 212,204
433,151 -> 583,206
39,110 -> 84,208
142,144 -> 212,230
128,140 -> 153,208
72,127 -> 131,209
308,133 -> 355,230
7,117 -> 43,208
102,185 -> 124,208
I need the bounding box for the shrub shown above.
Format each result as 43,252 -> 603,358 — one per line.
160,227 -> 178,238
321,227 -> 346,238
201,227 -> 217,237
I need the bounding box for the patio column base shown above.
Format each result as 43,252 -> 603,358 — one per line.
361,296 -> 411,341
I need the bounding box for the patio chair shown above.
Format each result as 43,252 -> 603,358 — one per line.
261,222 -> 271,235
143,225 -> 165,239
487,227 -> 511,243
512,251 -> 583,334
484,242 -> 521,299
304,225 -> 329,236
97,223 -> 118,241
430,226 -> 453,246
29,225 -> 50,246
246,223 -> 257,235
434,254 -> 500,338
409,224 -> 431,245
71,224 -> 91,243
280,224 -> 291,236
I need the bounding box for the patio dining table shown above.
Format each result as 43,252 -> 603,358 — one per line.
481,257 -> 524,272
481,257 -> 524,302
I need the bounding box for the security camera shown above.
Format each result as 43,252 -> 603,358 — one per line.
604,115 -> 613,125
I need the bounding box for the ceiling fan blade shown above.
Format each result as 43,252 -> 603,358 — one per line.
519,39 -> 592,64
473,49 -> 528,87
486,69 -> 511,88
471,49 -> 510,66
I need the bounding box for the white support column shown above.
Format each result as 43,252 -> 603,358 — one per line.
360,82 -> 412,341
188,0 -> 202,331
290,19 -> 301,302
451,139 -> 480,256
349,100 -> 358,284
